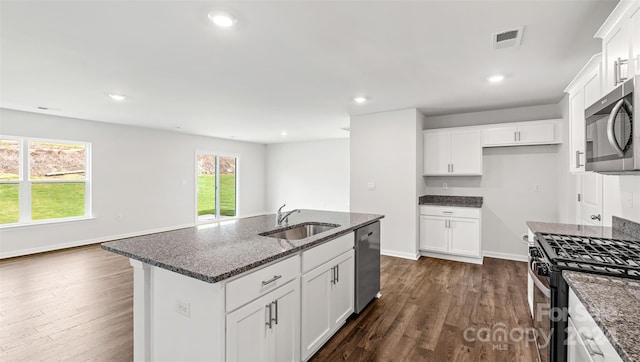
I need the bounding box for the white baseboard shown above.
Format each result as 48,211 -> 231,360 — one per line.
419,251 -> 484,265
380,249 -> 420,260
482,251 -> 528,262
0,223 -> 195,259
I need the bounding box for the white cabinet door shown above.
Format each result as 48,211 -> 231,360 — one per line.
580,172 -> 604,226
567,318 -> 595,362
518,122 -> 555,144
301,250 -> 355,360
630,4 -> 640,76
301,263 -> 332,360
419,215 -> 448,253
449,218 -> 481,257
583,65 -> 603,108
569,89 -> 586,173
270,281 -> 300,362
329,251 -> 354,327
483,126 -> 519,146
227,294 -> 270,362
602,23 -> 630,93
424,131 -> 450,175
450,129 -> 482,175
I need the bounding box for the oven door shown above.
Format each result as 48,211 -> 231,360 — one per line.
528,254 -> 551,362
585,77 -> 636,172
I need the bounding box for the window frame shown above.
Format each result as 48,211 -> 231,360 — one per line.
0,135 -> 92,228
194,150 -> 239,224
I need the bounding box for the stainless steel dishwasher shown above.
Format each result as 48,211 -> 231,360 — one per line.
354,221 -> 381,314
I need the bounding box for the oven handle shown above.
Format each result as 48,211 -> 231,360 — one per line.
528,262 -> 551,298
606,98 -> 629,157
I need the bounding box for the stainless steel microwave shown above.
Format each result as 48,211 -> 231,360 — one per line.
584,75 -> 638,174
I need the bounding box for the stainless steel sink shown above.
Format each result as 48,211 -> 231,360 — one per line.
260,222 -> 340,240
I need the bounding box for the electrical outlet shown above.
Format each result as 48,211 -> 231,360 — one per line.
367,182 -> 376,191
443,183 -> 448,190
175,300 -> 190,318
533,184 -> 542,192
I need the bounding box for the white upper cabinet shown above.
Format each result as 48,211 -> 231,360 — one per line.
482,120 -> 560,147
564,54 -> 602,173
595,0 -> 640,93
423,129 -> 482,176
631,4 -> 640,76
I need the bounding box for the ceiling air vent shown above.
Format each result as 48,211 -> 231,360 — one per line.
493,26 -> 524,49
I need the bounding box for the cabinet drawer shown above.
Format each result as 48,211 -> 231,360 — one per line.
568,289 -> 622,362
226,255 -> 300,312
302,233 -> 353,273
419,205 -> 480,219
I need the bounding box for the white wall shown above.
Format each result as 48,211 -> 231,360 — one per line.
602,175 -> 640,223
350,108 -> 423,259
0,108 -> 267,258
423,104 -> 563,260
265,139 -> 350,212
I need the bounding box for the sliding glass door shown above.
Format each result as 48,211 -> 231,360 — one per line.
196,153 -> 237,220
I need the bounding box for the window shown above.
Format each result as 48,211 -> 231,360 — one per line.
0,137 -> 91,226
196,152 -> 237,220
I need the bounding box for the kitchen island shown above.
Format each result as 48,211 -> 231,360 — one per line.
102,210 -> 383,361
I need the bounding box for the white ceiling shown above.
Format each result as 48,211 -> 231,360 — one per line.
0,1 -> 617,144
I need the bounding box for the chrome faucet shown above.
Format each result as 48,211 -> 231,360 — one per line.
277,204 -> 300,226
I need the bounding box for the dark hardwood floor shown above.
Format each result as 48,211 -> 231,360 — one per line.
0,245 -> 535,361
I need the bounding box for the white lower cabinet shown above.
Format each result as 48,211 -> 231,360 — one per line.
568,288 -> 623,362
226,278 -> 300,362
301,249 -> 354,360
419,206 -> 482,262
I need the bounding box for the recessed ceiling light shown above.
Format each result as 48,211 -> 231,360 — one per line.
109,93 -> 126,101
487,74 -> 505,83
353,96 -> 368,104
208,12 -> 237,28
281,131 -> 288,136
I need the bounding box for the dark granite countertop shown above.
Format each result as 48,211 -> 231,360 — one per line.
418,195 -> 483,208
527,221 -> 638,241
102,210 -> 383,283
563,271 -> 640,362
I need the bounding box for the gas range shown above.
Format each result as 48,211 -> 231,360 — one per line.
528,232 -> 640,362
535,232 -> 640,279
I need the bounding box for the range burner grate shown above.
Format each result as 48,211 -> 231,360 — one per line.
537,233 -> 640,279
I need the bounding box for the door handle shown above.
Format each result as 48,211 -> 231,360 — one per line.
606,99 -> 631,157
590,214 -> 601,221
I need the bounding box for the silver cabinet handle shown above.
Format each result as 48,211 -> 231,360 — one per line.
614,57 -> 629,85
336,264 -> 339,283
590,214 -> 601,221
443,211 -> 453,214
580,332 -> 604,357
331,266 -> 336,284
262,275 -> 282,286
514,131 -> 517,142
518,131 -> 521,141
451,163 -> 454,173
265,303 -> 273,329
272,300 -> 278,325
447,164 -> 452,172
575,150 -> 584,168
